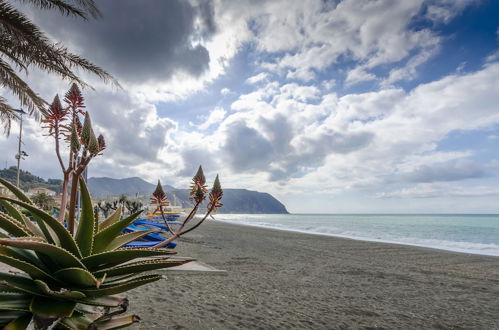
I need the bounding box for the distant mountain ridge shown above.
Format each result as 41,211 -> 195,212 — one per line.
87,177 -> 174,198
88,176 -> 289,214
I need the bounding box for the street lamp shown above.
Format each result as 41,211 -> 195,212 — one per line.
12,109 -> 27,188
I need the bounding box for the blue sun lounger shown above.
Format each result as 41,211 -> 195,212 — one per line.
123,222 -> 177,248
124,240 -> 176,248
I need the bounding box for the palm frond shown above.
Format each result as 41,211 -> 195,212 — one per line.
15,0 -> 101,19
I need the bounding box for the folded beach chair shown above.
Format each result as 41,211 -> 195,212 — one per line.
134,219 -> 182,230
124,240 -> 176,248
123,222 -> 177,249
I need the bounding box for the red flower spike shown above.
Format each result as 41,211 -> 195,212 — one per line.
189,165 -> 207,202
207,174 -> 223,211
42,95 -> 69,137
151,180 -> 169,206
64,83 -> 86,116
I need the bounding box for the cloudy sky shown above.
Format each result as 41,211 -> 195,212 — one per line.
1,0 -> 499,213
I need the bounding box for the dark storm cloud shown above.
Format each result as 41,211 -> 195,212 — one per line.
221,116 -> 374,181
223,121 -> 274,172
32,0 -> 216,83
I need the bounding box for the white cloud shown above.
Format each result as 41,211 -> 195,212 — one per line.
189,106 -> 227,130
246,72 -> 269,84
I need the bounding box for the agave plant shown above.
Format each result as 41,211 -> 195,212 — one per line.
0,177 -> 192,329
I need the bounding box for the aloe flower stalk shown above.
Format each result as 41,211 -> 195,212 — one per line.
153,170 -> 223,248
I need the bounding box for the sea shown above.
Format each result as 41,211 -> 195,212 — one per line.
213,213 -> 499,257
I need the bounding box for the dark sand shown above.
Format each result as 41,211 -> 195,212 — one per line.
128,221 -> 499,329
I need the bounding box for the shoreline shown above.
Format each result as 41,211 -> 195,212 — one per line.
128,220 -> 499,329
211,219 -> 499,257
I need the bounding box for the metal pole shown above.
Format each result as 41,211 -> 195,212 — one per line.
16,113 -> 23,188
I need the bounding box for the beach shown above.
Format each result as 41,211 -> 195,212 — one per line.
128,221 -> 499,329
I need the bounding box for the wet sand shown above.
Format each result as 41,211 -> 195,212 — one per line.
126,221 -> 499,329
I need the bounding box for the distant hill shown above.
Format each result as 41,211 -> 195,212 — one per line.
87,177 -> 174,198
88,176 -> 289,214
167,189 -> 289,214
0,167 -> 62,193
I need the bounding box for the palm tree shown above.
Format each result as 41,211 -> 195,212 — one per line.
0,0 -> 117,133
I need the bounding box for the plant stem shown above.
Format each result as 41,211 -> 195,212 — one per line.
57,171 -> 70,223
67,170 -> 80,234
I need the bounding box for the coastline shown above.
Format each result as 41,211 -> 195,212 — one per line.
128,221 -> 499,329
211,218 -> 499,257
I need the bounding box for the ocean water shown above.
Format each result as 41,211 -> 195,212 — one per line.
213,213 -> 499,257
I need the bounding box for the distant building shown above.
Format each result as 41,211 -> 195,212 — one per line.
27,187 -> 57,197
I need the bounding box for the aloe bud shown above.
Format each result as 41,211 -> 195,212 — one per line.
88,128 -> 99,154
70,124 -> 80,152
193,165 -> 206,185
81,112 -> 92,146
152,180 -> 166,200
97,134 -> 106,152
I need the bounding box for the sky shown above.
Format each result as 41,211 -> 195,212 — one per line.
1,0 -> 499,213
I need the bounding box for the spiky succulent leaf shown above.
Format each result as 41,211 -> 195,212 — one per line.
57,312 -> 100,329
30,296 -> 76,318
53,267 -> 99,287
0,312 -> 30,328
2,313 -> 32,329
0,254 -> 58,283
0,272 -> 43,296
0,201 -> 44,237
82,248 -> 177,270
104,229 -> 160,251
93,258 -> 191,278
0,178 -> 32,204
98,205 -> 122,231
76,295 -> 127,308
0,200 -> 27,226
0,198 -> 81,258
0,212 -> 31,237
0,239 -> 85,270
92,211 -> 143,254
0,245 -> 45,270
79,274 -> 162,297
74,177 -> 95,257
33,280 -> 86,300
0,293 -> 31,311
90,314 -> 140,329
